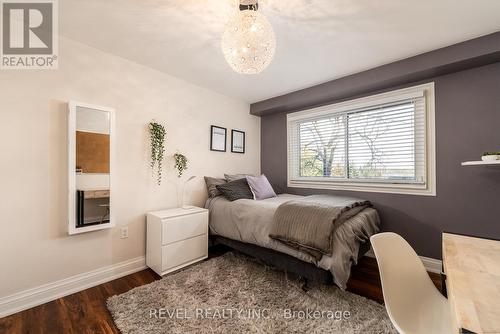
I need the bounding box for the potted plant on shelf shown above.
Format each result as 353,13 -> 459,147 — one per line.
482,151 -> 500,161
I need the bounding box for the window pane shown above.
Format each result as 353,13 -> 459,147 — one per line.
347,102 -> 416,180
299,115 -> 346,177
288,84 -> 434,195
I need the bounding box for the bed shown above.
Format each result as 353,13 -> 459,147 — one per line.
205,194 -> 380,289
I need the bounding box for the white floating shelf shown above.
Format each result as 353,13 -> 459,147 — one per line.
461,160 -> 500,166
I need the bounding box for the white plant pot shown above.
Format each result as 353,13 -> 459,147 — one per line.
482,155 -> 499,161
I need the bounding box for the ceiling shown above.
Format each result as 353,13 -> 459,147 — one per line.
61,0 -> 500,103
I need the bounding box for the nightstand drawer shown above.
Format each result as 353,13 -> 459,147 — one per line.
162,212 -> 208,245
161,234 -> 207,271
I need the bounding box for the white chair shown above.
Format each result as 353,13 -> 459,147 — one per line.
370,232 -> 454,334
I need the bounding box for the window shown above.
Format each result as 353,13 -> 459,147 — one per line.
287,83 -> 436,196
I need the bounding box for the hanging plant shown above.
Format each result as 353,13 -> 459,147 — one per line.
149,121 -> 166,185
174,153 -> 188,178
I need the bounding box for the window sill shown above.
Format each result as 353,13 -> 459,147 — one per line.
287,179 -> 436,196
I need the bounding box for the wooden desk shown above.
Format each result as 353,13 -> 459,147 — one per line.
82,189 -> 110,199
442,233 -> 500,334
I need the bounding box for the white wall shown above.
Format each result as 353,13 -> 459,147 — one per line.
76,107 -> 110,134
0,38 -> 260,298
76,174 -> 109,190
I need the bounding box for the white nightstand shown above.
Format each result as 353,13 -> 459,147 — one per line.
146,207 -> 209,276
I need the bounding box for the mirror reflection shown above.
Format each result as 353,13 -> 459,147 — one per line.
75,106 -> 111,228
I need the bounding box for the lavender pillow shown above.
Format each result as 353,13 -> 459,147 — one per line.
246,175 -> 277,200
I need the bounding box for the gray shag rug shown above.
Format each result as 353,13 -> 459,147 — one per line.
107,253 -> 396,334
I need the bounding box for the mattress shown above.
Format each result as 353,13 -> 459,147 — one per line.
205,194 -> 380,289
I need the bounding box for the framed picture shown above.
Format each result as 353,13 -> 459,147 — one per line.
231,130 -> 245,154
210,125 -> 227,152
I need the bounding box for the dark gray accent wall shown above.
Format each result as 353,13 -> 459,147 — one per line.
260,62 -> 500,259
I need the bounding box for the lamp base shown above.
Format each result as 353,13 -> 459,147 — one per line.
182,205 -> 194,210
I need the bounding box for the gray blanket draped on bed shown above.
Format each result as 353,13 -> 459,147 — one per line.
205,194 -> 379,289
270,195 -> 371,260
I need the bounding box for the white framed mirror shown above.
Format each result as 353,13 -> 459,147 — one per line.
68,101 -> 115,235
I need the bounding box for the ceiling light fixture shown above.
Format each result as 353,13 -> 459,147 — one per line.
221,0 -> 276,75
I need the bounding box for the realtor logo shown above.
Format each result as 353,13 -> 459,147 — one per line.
1,0 -> 58,69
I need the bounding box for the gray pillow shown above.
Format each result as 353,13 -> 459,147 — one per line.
246,174 -> 277,200
216,178 -> 254,201
224,173 -> 253,182
204,177 -> 226,198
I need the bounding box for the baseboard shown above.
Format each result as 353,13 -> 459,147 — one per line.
365,249 -> 442,274
0,256 -> 147,319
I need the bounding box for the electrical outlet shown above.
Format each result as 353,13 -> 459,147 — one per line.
120,227 -> 129,239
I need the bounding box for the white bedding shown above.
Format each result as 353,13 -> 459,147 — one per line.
205,194 -> 380,289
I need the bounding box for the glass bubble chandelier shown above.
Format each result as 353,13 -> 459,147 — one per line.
221,0 -> 276,75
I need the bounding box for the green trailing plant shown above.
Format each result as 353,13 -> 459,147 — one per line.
483,151 -> 500,156
174,153 -> 188,178
149,121 -> 166,185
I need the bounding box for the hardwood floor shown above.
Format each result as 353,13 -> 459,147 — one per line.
0,269 -> 159,334
0,247 -> 442,334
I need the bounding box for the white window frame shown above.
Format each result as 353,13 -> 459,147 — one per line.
287,82 -> 436,196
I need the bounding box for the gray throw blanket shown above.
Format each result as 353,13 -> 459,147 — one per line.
269,195 -> 371,260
